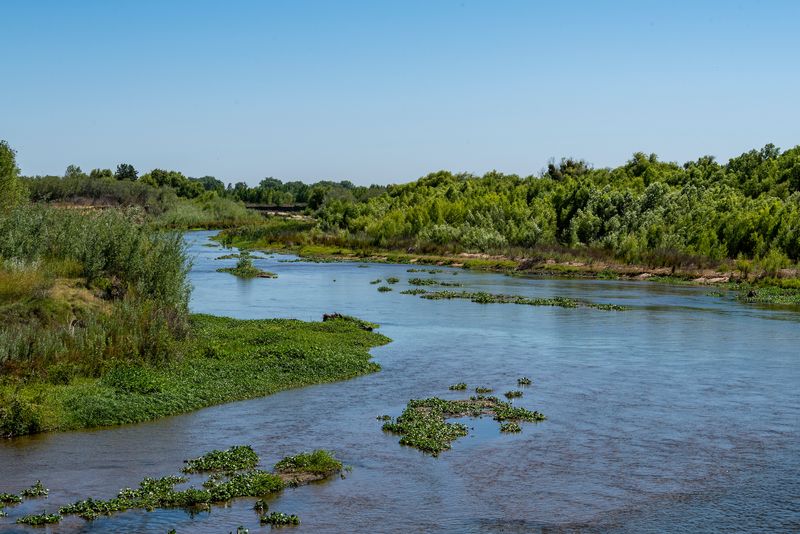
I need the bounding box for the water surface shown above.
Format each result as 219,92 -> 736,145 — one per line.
1,231 -> 798,532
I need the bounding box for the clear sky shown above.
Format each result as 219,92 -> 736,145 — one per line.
2,0 -> 799,185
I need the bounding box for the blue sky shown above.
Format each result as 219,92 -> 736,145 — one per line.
3,0 -> 799,185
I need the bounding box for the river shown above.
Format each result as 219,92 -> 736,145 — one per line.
1,230 -> 798,533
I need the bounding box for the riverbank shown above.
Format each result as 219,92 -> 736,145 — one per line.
213,231 -> 800,305
0,314 -> 389,437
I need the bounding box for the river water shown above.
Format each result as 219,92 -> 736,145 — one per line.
1,230 -> 798,533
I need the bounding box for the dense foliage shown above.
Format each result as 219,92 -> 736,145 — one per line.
0,205 -> 190,392
313,145 -> 800,266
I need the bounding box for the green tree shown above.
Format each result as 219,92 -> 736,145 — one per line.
115,163 -> 138,181
89,168 -> 114,180
0,140 -> 26,209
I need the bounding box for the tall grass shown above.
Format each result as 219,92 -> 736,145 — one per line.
0,205 -> 190,382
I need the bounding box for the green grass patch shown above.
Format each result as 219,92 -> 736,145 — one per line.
448,383 -> 467,390
377,285 -> 392,292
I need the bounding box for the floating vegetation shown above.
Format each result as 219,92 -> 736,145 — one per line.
261,512 -> 300,526
183,445 -> 259,473
376,414 -> 392,421
738,285 -> 800,305
16,512 -> 61,525
21,480 -> 48,498
449,382 -> 467,390
253,499 -> 269,512
215,253 -> 241,260
386,276 -> 400,284
217,254 -> 277,278
0,493 -> 22,504
357,264 -> 370,268
705,290 -> 724,297
382,396 -> 545,455
500,422 -> 522,433
408,278 -> 462,287
420,290 -> 627,310
504,390 -> 523,399
517,377 -> 532,386
407,268 -> 443,274
400,288 -> 428,295
475,386 -> 493,394
58,447 -> 341,522
274,450 -> 343,485
377,285 -> 392,292
369,279 -> 382,284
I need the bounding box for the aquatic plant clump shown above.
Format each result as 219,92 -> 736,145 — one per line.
400,288 -> 428,295
504,390 -> 523,399
500,422 -> 522,433
420,290 -> 627,311
274,450 -> 343,485
21,480 -> 48,498
377,285 -> 392,292
16,512 -> 61,525
517,377 -> 532,386
369,279 -> 382,284
0,493 -> 22,504
407,268 -> 443,274
449,382 -> 467,390
475,386 -> 493,394
216,254 -> 277,278
261,512 -> 300,526
386,277 -> 400,284
408,278 -> 462,287
382,395 -> 545,455
183,445 -> 259,473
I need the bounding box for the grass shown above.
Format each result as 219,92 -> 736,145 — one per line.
183,445 -> 259,473
517,377 -> 532,386
386,277 -> 400,284
377,285 -> 392,292
475,386 -> 493,394
418,290 -> 628,311
448,383 -> 467,390
0,314 -> 389,436
504,390 -> 523,399
382,394 -> 546,455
